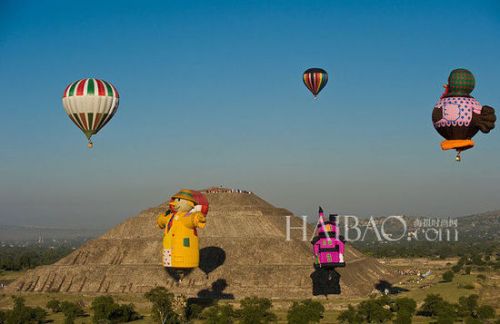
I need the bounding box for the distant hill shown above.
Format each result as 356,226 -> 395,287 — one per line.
457,210 -> 500,241
0,225 -> 104,243
350,211 -> 499,258
349,210 -> 500,242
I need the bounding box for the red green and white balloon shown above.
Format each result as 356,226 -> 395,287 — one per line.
62,78 -> 119,148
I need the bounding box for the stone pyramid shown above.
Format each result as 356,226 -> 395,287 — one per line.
6,190 -> 399,298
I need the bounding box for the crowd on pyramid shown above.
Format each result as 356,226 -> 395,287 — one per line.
204,186 -> 252,194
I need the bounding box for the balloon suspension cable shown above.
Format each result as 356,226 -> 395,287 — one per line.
313,95 -> 318,100
455,150 -> 462,162
87,139 -> 94,149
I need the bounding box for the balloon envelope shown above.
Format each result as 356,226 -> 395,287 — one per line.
62,78 -> 119,145
303,68 -> 328,97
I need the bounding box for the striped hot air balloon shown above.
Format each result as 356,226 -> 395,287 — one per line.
62,78 -> 119,148
303,68 -> 328,98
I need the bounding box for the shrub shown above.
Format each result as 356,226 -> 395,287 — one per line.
471,254 -> 484,266
337,304 -> 360,323
465,317 -> 483,324
238,297 -> 277,324
419,294 -> 446,317
460,284 -> 474,290
4,296 -> 47,324
356,298 -> 392,323
477,274 -> 486,280
60,301 -> 85,324
442,271 -> 454,282
393,309 -> 412,324
464,266 -> 472,275
186,303 -> 203,321
202,304 -> 235,324
451,264 -> 462,273
110,304 -> 140,323
391,297 -> 416,314
91,296 -> 115,323
287,299 -> 324,324
391,297 -> 416,323
144,287 -> 179,324
457,295 -> 479,318
46,299 -> 62,313
91,295 -> 139,323
477,305 -> 495,320
434,301 -> 457,323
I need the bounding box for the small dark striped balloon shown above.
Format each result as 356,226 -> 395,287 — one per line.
303,68 -> 328,97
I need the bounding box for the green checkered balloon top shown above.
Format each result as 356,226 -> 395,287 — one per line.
447,68 -> 475,97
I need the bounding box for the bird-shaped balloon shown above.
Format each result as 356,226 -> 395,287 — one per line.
432,69 -> 496,161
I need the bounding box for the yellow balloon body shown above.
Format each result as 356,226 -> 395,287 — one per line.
157,195 -> 206,268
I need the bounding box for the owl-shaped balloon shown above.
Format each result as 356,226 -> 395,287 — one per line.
432,69 -> 496,161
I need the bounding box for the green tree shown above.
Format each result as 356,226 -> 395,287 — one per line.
287,299 -> 324,324
418,294 -> 457,323
5,296 -> 47,324
202,304 -> 235,324
464,317 -> 483,324
60,301 -> 85,324
110,304 -> 140,323
46,299 -> 62,313
186,303 -> 203,321
238,297 -> 277,324
476,305 -> 495,320
471,254 -> 484,266
91,295 -> 139,323
451,264 -> 462,273
442,271 -> 454,282
144,287 -> 179,324
0,310 -> 5,324
419,294 -> 446,317
457,294 -> 479,318
434,301 -> 457,324
391,297 -> 416,323
356,298 -> 392,323
91,296 -> 116,323
391,297 -> 416,314
337,304 -> 360,324
393,309 -> 412,324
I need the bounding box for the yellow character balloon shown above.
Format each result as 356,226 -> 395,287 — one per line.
157,189 -> 207,278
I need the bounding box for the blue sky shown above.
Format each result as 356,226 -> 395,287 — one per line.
1,0 -> 499,228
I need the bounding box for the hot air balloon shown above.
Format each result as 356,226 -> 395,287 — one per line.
432,69 -> 496,161
62,78 -> 120,148
303,68 -> 328,98
310,206 -> 345,296
311,207 -> 345,270
156,189 -> 209,282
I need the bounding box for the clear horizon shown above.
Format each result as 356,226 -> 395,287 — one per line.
1,0 -> 499,229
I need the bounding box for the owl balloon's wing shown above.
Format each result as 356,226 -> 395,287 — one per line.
432,107 -> 443,124
473,105 -> 496,133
